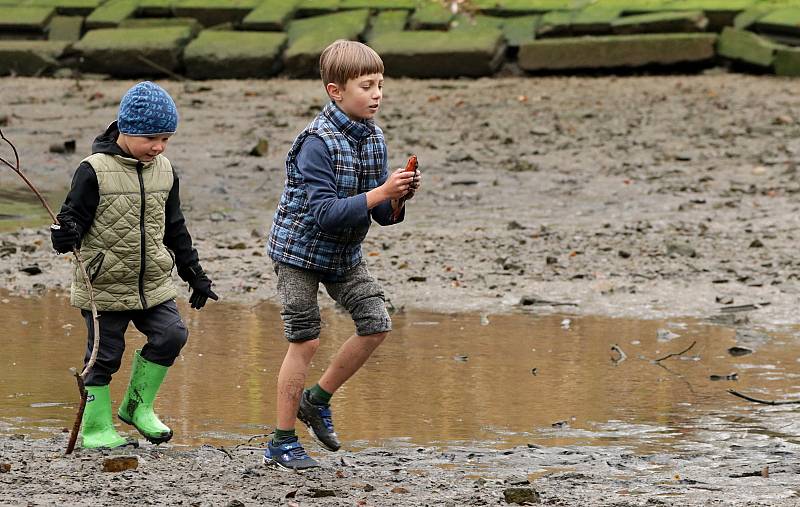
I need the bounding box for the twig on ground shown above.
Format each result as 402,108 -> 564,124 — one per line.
135,54 -> 186,81
728,389 -> 800,405
654,340 -> 696,363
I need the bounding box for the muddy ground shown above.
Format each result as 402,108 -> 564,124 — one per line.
2,73 -> 800,505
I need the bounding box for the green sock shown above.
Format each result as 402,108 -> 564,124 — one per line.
308,384 -> 332,405
273,428 -> 296,443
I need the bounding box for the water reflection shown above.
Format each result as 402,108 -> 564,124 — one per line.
1,292 -> 796,452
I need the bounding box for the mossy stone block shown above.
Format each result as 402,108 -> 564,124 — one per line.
518,33 -> 716,70
365,9 -> 409,40
409,1 -> 453,30
0,40 -> 69,75
733,7 -> 772,29
0,6 -> 55,31
85,0 -> 138,29
451,14 -> 504,32
137,0 -> 175,16
581,0 -> 673,14
472,0 -> 572,16
296,0 -> 339,16
26,0 -> 101,15
74,26 -> 193,76
753,8 -> 800,36
775,46 -> 800,76
184,30 -> 286,78
47,15 -> 83,40
538,7 -> 621,37
285,9 -> 369,76
501,15 -> 539,46
339,0 -> 416,9
172,0 -> 259,26
717,26 -> 779,67
370,29 -> 505,77
119,17 -> 202,36
611,10 -> 707,34
241,0 -> 298,31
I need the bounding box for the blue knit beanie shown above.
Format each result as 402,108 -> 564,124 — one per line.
117,81 -> 178,136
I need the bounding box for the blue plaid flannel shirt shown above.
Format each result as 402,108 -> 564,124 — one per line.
267,101 -> 387,275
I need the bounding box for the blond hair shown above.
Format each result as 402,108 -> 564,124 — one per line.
319,39 -> 384,87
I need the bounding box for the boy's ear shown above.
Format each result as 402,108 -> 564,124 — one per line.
325,82 -> 343,102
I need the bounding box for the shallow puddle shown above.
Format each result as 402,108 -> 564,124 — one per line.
2,292 -> 798,453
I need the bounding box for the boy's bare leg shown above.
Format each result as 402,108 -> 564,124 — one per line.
318,332 -> 387,394
276,339 -> 319,430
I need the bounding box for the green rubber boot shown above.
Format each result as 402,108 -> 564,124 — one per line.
117,350 -> 173,444
81,385 -> 138,449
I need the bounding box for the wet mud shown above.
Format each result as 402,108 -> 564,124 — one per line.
2,74 -> 800,505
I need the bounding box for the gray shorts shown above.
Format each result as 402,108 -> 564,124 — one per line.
273,260 -> 392,342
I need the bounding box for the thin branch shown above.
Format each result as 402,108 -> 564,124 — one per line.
135,54 -> 186,81
728,389 -> 800,405
654,340 -> 697,363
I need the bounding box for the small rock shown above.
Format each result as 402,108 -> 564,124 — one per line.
20,265 -> 42,275
716,295 -> 734,305
503,487 -> 540,504
249,138 -> 269,157
227,242 -> 247,250
49,140 -> 76,154
507,220 -> 524,230
749,239 -> 764,248
0,464 -> 10,473
308,488 -> 336,498
225,501 -> 245,507
656,328 -> 680,341
666,242 -> 696,258
391,486 -> 409,494
407,276 -> 426,282
618,250 -> 631,259
102,456 -> 138,473
545,256 -> 557,265
727,346 -> 753,357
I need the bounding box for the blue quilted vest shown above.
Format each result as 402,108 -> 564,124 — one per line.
268,102 -> 387,274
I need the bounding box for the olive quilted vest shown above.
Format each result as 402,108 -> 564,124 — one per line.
71,152 -> 177,311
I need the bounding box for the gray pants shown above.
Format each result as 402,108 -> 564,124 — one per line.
80,299 -> 188,386
274,261 -> 392,342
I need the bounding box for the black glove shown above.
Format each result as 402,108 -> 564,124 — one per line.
181,265 -> 218,310
50,219 -> 80,254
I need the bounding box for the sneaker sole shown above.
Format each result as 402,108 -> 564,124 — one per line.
262,455 -> 317,472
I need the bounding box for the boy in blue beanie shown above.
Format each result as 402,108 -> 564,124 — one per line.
264,40 -> 422,470
50,81 -> 218,449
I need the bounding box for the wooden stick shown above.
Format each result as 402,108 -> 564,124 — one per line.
0,128 -> 100,453
654,340 -> 697,363
728,389 -> 800,405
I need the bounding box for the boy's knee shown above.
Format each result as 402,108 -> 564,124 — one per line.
148,319 -> 189,362
283,305 -> 322,342
352,296 -> 391,337
360,331 -> 388,346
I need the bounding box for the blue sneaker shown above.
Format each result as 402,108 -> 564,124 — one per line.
263,437 -> 319,471
297,390 -> 341,451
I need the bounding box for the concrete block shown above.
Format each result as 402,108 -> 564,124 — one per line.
370,29 -> 505,77
184,30 -> 286,78
25,0 -> 101,16
538,7 -> 622,37
0,7 -> 55,31
296,0 -> 339,17
502,15 -> 539,47
119,17 -> 202,36
339,0 -> 416,9
717,27 -> 779,67
611,11 -> 707,34
753,8 -> 800,37
733,6 -> 772,29
365,9 -> 408,41
137,0 -> 175,17
0,40 -> 69,75
84,0 -> 137,29
172,0 -> 259,27
47,15 -> 83,40
285,9 -> 369,77
409,1 -> 453,30
518,33 -> 716,70
775,46 -> 800,76
473,0 -> 570,16
74,26 -> 193,76
658,0 -> 754,30
241,0 -> 298,31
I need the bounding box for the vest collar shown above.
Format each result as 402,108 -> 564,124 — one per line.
112,154 -> 156,169
322,102 -> 375,142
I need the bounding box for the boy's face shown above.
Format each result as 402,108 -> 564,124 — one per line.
327,73 -> 384,121
117,133 -> 172,162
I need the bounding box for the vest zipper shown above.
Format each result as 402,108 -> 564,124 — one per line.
136,161 -> 148,309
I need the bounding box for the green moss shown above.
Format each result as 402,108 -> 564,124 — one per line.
0,40 -> 69,75
137,0 -> 175,16
0,6 -> 55,30
472,0 -> 575,15
451,13 -> 505,31
184,30 -> 287,78
502,14 -> 539,45
339,0 -> 417,8
241,0 -> 298,30
756,7 -> 800,31
119,17 -> 202,35
76,25 -> 192,49
774,46 -> 800,75
47,15 -> 83,40
85,0 -> 138,29
26,0 -> 101,15
409,1 -> 453,29
717,26 -> 780,66
370,27 -> 503,53
287,9 -> 369,42
172,0 -> 259,26
296,0 -> 340,16
366,9 -> 409,39
611,10 -> 707,33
